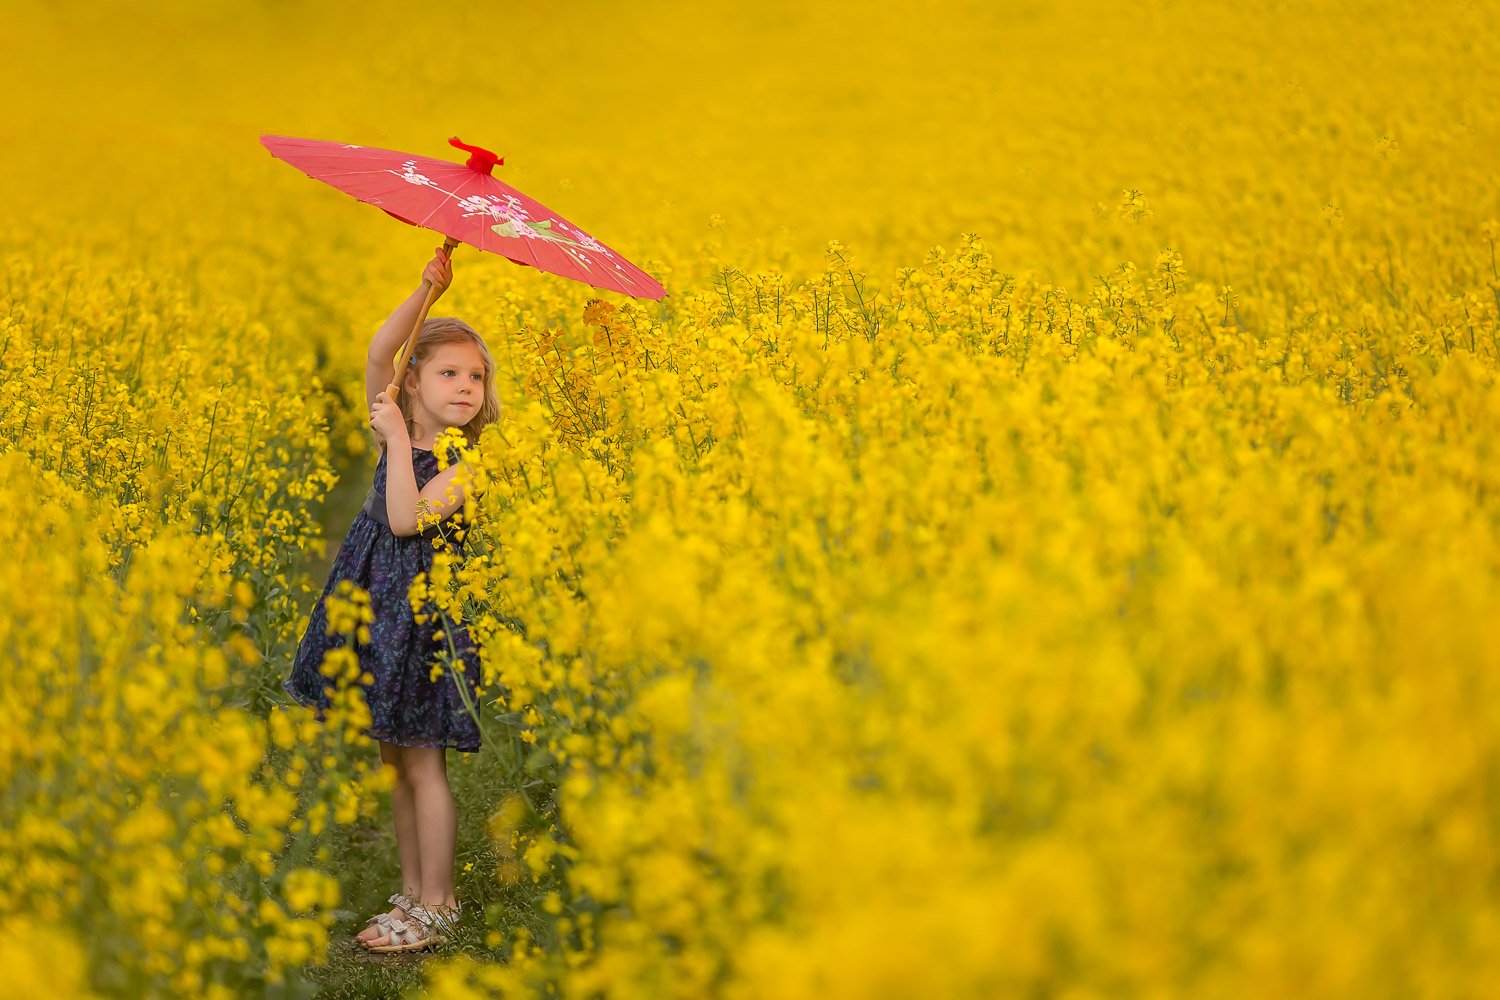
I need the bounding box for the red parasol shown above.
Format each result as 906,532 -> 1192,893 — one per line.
259,134 -> 665,397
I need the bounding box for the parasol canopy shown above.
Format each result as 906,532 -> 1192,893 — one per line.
259,134 -> 665,300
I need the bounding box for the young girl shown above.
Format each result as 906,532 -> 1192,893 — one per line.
283,245 -> 500,954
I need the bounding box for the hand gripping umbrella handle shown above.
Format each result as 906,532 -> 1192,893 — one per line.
388,237 -> 461,400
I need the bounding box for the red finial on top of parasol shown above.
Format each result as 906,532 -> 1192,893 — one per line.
448,137 -> 503,175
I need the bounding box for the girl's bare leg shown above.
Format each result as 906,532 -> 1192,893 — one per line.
404,746 -> 459,910
357,741 -> 423,947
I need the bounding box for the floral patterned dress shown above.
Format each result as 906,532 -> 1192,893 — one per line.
284,443 -> 482,753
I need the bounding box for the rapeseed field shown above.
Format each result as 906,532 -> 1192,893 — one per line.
3,1 -> 1498,997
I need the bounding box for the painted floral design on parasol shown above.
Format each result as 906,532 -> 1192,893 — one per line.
384,158 -> 617,275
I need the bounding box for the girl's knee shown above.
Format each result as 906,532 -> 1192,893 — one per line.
401,746 -> 448,782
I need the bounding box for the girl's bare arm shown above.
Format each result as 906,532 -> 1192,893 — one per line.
383,437 -> 423,536
365,249 -> 453,409
367,389 -> 421,535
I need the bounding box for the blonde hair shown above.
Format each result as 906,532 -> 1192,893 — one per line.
377,316 -> 500,455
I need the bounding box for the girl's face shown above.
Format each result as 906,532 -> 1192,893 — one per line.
406,342 -> 487,430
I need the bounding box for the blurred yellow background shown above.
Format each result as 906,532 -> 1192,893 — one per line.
3,1 -> 1498,997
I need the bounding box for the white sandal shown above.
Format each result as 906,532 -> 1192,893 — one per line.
354,892 -> 417,949
366,902 -> 448,954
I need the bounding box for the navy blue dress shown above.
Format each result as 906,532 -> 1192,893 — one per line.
284,443 -> 483,753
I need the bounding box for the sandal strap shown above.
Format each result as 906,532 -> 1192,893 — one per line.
383,916 -> 428,945
411,901 -> 462,935
387,917 -> 444,947
389,891 -> 418,912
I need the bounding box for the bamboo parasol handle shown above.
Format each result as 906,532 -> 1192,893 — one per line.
388,237 -> 461,400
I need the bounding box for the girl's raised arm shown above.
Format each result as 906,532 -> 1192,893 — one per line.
365,248 -> 453,409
